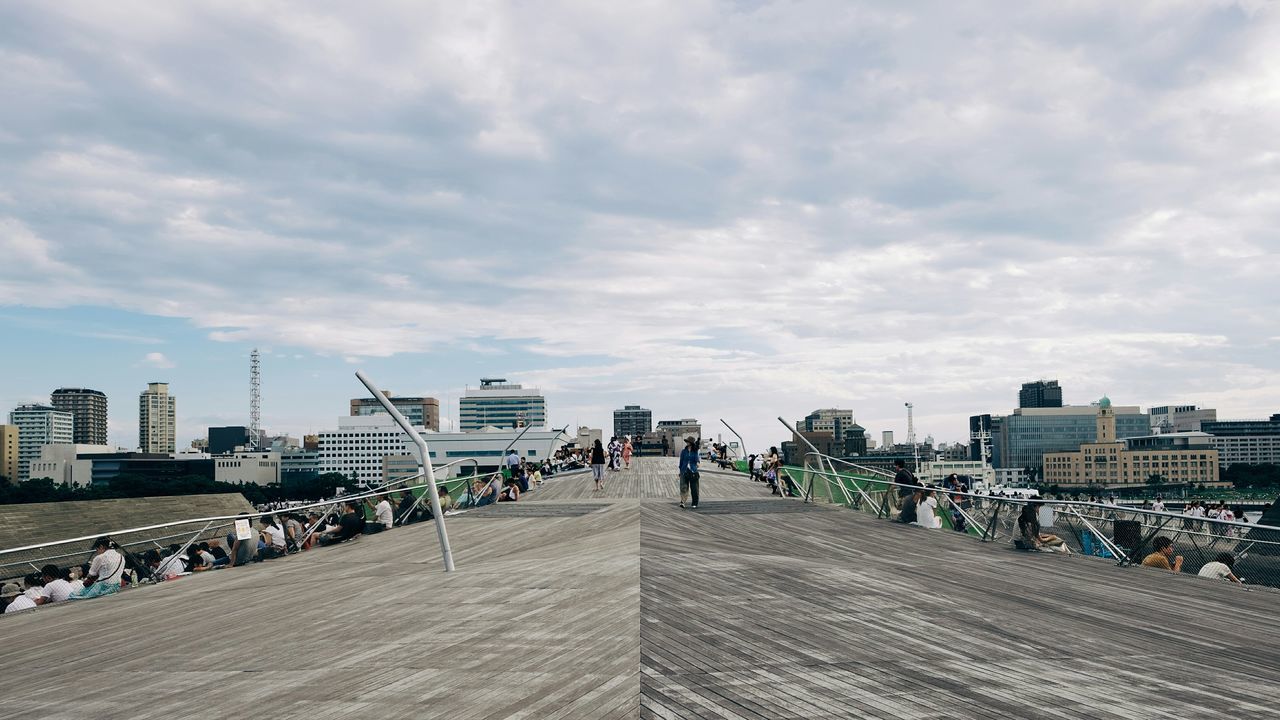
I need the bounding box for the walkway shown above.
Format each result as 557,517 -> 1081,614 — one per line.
1,458 -> 1277,719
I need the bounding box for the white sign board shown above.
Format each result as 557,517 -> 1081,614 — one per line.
234,519 -> 253,541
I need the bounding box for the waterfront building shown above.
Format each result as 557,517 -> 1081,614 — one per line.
991,404 -> 1149,472
139,382 -> 177,454
214,451 -> 281,486
459,378 -> 546,431
87,453 -> 212,486
577,426 -> 602,450
317,415 -> 569,482
1201,414 -> 1280,468
1042,398 -> 1221,489
208,426 -> 251,455
613,405 -> 652,439
0,424 -> 17,482
1019,380 -> 1063,408
350,391 -> 440,431
8,404 -> 74,481
1150,405 -> 1217,433
917,460 -> 993,487
50,387 -> 108,445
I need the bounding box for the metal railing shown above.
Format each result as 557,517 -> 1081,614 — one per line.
787,463 -> 1280,591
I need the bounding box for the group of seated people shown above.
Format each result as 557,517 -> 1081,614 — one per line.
746,450 -> 798,497
0,484 -> 461,616
470,459 -> 545,506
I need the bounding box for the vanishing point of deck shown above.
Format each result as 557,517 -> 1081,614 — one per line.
1,457 -> 1277,719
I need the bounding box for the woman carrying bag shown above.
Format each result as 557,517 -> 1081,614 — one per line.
70,537 -> 126,599
679,436 -> 701,509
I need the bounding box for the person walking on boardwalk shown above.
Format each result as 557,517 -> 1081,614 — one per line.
591,438 -> 607,491
679,436 -> 701,509
622,436 -> 633,470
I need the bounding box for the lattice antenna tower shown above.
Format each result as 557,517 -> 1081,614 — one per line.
250,348 -> 261,450
905,402 -> 918,469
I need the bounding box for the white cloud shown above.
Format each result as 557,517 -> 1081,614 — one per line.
142,352 -> 175,369
2,1 -> 1280,445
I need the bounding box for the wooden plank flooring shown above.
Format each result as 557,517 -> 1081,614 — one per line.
1,457 -> 1277,719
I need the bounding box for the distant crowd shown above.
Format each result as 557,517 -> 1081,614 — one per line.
1,450 -> 592,617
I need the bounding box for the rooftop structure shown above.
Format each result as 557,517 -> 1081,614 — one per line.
459,378 -> 545,431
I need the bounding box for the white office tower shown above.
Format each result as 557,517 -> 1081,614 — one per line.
459,378 -> 547,431
139,382 -> 177,454
8,404 -> 73,481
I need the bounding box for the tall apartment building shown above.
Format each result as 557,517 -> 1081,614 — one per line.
1019,380 -> 1063,408
1201,414 -> 1280,468
0,424 -> 18,482
613,405 -> 652,439
8,404 -> 74,481
1150,405 -> 1217,433
350,391 -> 440,431
459,378 -> 546,431
139,382 -> 177,454
50,387 -> 108,445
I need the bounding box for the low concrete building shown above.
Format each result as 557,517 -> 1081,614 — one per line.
214,451 -> 281,486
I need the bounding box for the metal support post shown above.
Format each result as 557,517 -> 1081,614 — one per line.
357,370 -> 455,572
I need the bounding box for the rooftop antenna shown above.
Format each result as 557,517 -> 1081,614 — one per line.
250,348 -> 261,450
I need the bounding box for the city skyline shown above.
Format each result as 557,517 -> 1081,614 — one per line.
2,3 -> 1279,456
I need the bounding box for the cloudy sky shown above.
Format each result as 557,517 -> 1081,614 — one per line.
2,1 -> 1279,452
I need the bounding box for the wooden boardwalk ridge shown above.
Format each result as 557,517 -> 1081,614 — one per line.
2,457 -> 1278,719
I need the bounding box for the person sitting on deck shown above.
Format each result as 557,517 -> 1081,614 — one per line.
205,539 -> 229,566
1141,536 -> 1183,573
396,490 -> 421,525
70,537 -> 126,599
319,502 -> 364,546
896,488 -> 919,524
36,565 -> 76,605
915,488 -> 942,529
363,495 -> 393,534
2,583 -> 35,614
1197,552 -> 1243,585
428,486 -> 455,518
190,544 -> 217,571
474,474 -> 502,507
258,517 -> 287,558
499,477 -> 521,502
1015,502 -> 1068,552
229,514 -> 259,567
892,460 -> 918,511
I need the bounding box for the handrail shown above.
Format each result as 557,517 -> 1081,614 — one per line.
0,475 -> 449,561
719,419 -> 746,460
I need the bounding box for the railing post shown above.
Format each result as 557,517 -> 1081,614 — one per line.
982,500 -> 1004,542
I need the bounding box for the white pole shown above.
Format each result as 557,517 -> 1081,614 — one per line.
720,418 -> 746,460
355,370 -> 455,572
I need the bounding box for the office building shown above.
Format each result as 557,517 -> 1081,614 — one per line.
208,426 -> 251,455
317,415 -> 570,483
881,431 -> 894,449
1019,380 -> 1063,409
1043,399 -> 1221,488
26,444 -> 117,486
1150,405 -> 1217,433
795,408 -> 865,457
459,378 -> 546,431
577,426 -> 602,450
50,388 -> 108,445
991,404 -> 1149,472
9,404 -> 74,481
613,405 -> 652,439
214,451 -> 281,486
139,382 -> 177,454
350,392 -> 440,431
655,419 -> 701,445
87,453 -> 213,486
0,425 -> 17,482
281,449 -> 321,484
1201,414 -> 1280,468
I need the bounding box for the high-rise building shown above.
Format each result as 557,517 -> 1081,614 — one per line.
350,391 -> 440,431
796,409 -> 865,457
208,426 -> 251,455
1150,405 -> 1217,433
0,424 -> 18,482
1201,414 -> 1280,468
139,382 -> 177,454
50,388 -> 108,445
8,404 -> 74,481
1019,380 -> 1063,408
613,405 -> 652,439
459,378 -> 546,431
881,431 -> 894,449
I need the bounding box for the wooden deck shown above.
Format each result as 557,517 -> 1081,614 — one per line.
2,457 -> 1278,719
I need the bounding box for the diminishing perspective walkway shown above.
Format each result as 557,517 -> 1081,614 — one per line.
3,457 -> 1279,719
